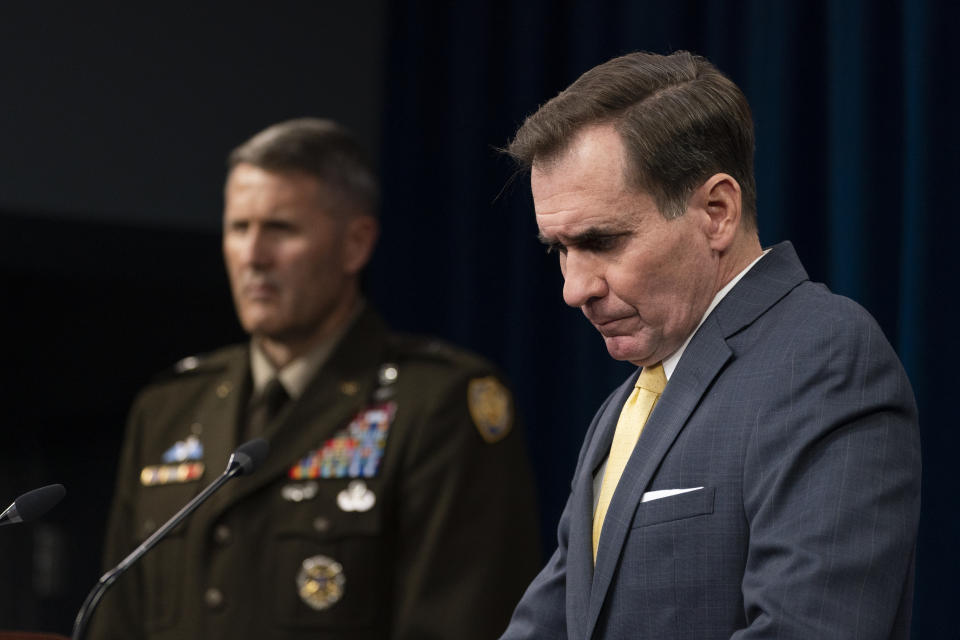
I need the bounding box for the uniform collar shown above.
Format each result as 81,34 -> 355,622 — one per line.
249,300 -> 366,399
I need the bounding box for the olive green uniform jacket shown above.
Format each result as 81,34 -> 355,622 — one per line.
90,309 -> 541,639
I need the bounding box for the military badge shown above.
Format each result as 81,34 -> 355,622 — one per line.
289,402 -> 396,479
337,480 -> 376,512
281,481 -> 319,503
378,363 -> 399,386
297,555 -> 345,610
467,376 -> 513,443
140,462 -> 205,486
374,363 -> 399,400
161,435 -> 204,462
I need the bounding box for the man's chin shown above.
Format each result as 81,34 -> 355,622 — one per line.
603,335 -> 656,367
239,314 -> 287,338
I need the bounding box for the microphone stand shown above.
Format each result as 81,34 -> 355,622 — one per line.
72,441 -> 266,640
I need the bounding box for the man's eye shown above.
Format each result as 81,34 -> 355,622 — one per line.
581,235 -> 622,253
545,243 -> 567,256
264,221 -> 296,233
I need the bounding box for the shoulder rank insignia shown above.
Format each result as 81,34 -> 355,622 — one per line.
289,402 -> 397,480
467,376 -> 513,443
174,355 -> 201,373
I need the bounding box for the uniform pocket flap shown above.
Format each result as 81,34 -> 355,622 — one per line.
273,478 -> 383,538
274,510 -> 381,539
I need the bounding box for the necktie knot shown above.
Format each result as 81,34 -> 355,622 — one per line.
245,377 -> 290,439
635,362 -> 666,394
257,378 -> 290,419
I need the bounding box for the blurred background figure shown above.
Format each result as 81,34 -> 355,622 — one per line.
86,118 -> 540,639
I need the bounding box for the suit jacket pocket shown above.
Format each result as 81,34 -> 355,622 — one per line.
631,486 -> 716,528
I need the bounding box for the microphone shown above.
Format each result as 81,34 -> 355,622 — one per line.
71,438 -> 269,640
227,437 -> 269,475
0,484 -> 66,526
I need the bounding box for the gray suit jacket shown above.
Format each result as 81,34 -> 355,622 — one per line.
501,242 -> 921,640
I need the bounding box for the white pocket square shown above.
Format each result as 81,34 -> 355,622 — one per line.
641,487 -> 704,503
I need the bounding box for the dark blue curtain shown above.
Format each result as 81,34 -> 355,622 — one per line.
371,1 -> 959,637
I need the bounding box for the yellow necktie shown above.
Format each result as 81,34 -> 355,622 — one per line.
592,362 -> 666,561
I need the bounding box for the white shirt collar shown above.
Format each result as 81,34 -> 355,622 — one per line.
662,249 -> 769,379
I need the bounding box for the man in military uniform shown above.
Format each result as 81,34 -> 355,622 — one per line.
90,118 -> 541,639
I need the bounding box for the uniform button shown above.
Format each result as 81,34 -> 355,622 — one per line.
378,364 -> 399,386
213,524 -> 232,545
204,587 -> 224,609
313,517 -> 331,533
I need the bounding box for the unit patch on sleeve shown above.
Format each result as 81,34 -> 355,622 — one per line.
289,402 -> 397,479
467,376 -> 513,443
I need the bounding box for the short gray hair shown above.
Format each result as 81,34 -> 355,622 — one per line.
228,118 -> 379,217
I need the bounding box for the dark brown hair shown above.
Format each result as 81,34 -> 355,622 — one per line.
228,118 -> 379,217
508,51 -> 756,227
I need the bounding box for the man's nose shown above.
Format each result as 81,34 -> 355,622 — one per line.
561,252 -> 607,308
242,228 -> 273,268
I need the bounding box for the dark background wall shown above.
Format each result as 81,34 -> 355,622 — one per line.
1,2 -> 956,637
0,4 -> 385,229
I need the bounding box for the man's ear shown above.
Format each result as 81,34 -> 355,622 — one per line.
689,173 -> 742,252
343,215 -> 379,275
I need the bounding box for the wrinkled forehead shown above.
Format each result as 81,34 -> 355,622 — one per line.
531,124 -> 631,185
532,126 -> 633,200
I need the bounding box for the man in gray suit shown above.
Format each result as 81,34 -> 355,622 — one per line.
500,51 -> 921,639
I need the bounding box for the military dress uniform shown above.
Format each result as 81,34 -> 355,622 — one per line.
90,308 -> 541,640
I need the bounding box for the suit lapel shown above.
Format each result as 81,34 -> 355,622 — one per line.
566,375 -> 638,639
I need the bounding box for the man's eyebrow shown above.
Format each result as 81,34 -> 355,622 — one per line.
537,231 -> 556,245
538,227 -> 624,246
